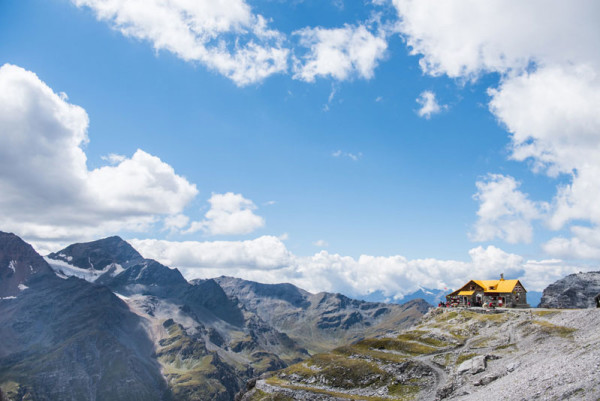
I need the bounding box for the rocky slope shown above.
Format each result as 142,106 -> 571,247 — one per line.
242,307 -> 600,400
539,271 -> 600,308
215,276 -> 430,354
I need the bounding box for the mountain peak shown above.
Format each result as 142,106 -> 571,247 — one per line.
48,236 -> 143,271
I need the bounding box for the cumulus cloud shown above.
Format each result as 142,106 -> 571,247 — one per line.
489,66 -> 600,179
131,235 -> 546,298
313,240 -> 329,248
293,24 -> 387,82
392,0 -> 600,79
185,192 -> 265,236
471,174 -> 546,244
416,90 -> 445,119
0,63 -> 198,250
71,0 -> 288,86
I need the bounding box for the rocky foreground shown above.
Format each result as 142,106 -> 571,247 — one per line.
241,308 -> 600,400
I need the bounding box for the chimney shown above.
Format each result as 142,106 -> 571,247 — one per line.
500,273 -> 504,281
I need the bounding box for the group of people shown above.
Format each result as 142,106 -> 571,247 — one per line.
438,300 -> 496,309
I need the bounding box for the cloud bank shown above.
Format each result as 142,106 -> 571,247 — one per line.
131,236 -> 586,296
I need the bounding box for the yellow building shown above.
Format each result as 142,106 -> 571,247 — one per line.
446,274 -> 528,308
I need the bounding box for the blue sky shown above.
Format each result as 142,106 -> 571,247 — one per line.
1,0 -> 599,298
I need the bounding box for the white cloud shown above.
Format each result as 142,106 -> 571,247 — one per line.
489,66 -> 600,179
415,90 -> 445,119
72,0 -> 289,86
543,226 -> 600,261
520,259 -> 592,292
392,0 -> 600,79
163,214 -> 190,233
332,150 -> 362,161
471,174 -> 546,244
130,236 -> 292,271
0,63 -> 198,249
294,24 -> 387,82
131,235 -> 549,299
186,192 -> 265,236
313,240 -> 328,248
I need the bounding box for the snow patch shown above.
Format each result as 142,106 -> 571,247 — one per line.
44,257 -> 121,283
110,263 -> 124,277
18,284 -> 29,291
8,260 -> 16,273
0,296 -> 17,300
54,271 -> 69,280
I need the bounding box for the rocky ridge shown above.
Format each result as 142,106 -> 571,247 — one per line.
242,307 -> 600,400
539,271 -> 600,308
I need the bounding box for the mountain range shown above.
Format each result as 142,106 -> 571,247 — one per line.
0,232 -> 428,401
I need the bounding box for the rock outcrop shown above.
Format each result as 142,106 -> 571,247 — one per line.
539,271 -> 600,308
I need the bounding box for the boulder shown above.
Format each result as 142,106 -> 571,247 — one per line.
457,355 -> 487,375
